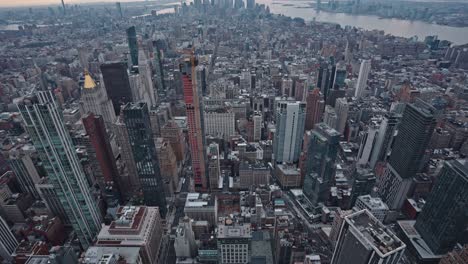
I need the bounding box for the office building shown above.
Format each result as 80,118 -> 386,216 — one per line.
275,164 -> 302,188
388,101 -> 436,179
122,103 -> 167,217
184,193 -> 217,228
305,88 -> 325,131
274,100 -> 306,164
369,113 -> 400,168
155,138 -> 178,197
207,143 -> 221,190
378,101 -> 436,209
181,57 -> 207,190
7,144 -> 41,199
303,123 -> 340,205
114,116 -> 140,198
96,206 -> 163,264
17,91 -> 101,248
204,108 -> 235,140
334,98 -> 348,134
357,122 -> 379,166
217,218 -> 252,264
252,112 -> 262,141
239,162 -> 270,189
331,210 -> 405,264
174,217 -> 197,258
80,72 -> 116,128
82,246 -> 141,264
160,120 -> 186,163
82,113 -> 121,202
414,159 -> 468,254
127,26 -> 138,66
354,195 -> 389,223
137,49 -> 157,106
153,48 -> 165,94
349,168 -> 376,207
323,105 -> 338,131
354,60 -> 371,99
100,62 -> 133,115
0,215 -> 18,262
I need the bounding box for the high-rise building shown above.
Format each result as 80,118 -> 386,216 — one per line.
7,144 -> 41,200
126,26 -> 138,66
354,195 -> 389,223
303,123 -> 340,205
80,72 -> 116,128
153,47 -> 166,95
217,218 -> 252,264
155,138 -> 178,197
138,49 -> 157,106
331,210 -> 406,264
204,108 -> 235,140
332,66 -> 346,89
0,215 -> 18,262
305,88 -> 324,131
207,143 -> 221,191
247,0 -> 255,9
354,60 -> 371,99
36,178 -> 71,226
252,112 -> 262,141
116,2 -> 123,17
17,91 -> 101,248
181,57 -> 207,190
357,122 -> 379,166
414,159 -> 468,254
273,100 -> 306,164
114,116 -> 140,198
161,120 -> 186,164
122,102 -> 167,217
334,98 -> 348,134
378,101 -> 436,209
174,217 -> 198,258
388,101 -> 436,179
349,167 -> 376,207
196,65 -> 207,96
369,113 -> 400,168
323,105 -> 338,131
82,113 -> 121,202
96,206 -> 163,264
100,62 -> 133,115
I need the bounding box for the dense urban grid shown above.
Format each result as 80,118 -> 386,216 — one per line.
0,1 -> 467,264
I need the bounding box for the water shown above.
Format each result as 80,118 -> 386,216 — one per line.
258,0 -> 468,45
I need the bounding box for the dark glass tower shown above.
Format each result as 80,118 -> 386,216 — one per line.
303,123 -> 340,204
127,26 -> 139,66
414,159 -> 468,254
100,62 -> 133,115
388,100 -> 436,179
122,102 -> 167,217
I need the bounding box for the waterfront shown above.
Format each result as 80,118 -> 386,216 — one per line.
260,0 -> 468,45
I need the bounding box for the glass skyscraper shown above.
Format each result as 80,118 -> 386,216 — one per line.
414,159 -> 468,254
17,91 -> 102,249
122,102 -> 167,218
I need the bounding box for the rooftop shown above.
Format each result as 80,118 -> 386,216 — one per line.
185,193 -> 215,208
346,210 -> 405,257
357,195 -> 389,210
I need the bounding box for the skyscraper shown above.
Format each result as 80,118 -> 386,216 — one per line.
388,101 -> 436,179
369,113 -> 400,168
274,100 -> 306,164
138,49 -> 157,106
82,113 -> 121,202
181,57 -> 207,190
305,88 -> 324,131
100,62 -> 133,115
153,46 -> 166,95
354,59 -> 371,99
378,101 -> 436,209
80,71 -> 116,128
0,215 -> 18,262
127,26 -> 138,66
303,123 -> 340,205
122,102 -> 167,217
414,159 -> 468,254
331,210 -> 406,264
334,97 -> 348,134
17,91 -> 101,248
7,144 -> 41,200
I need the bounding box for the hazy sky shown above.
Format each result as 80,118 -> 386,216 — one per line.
0,0 -> 147,8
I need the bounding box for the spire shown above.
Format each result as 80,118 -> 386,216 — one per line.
83,71 -> 97,89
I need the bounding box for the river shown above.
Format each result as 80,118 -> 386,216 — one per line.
257,0 -> 468,45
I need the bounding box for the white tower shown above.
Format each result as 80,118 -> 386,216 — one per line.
354,60 -> 371,99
